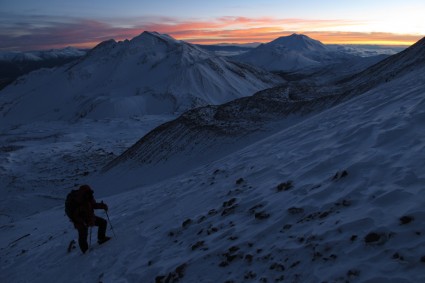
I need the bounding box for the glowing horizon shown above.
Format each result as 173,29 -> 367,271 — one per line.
1,0 -> 424,51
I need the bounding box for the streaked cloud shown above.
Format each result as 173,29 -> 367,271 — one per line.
0,14 -> 422,51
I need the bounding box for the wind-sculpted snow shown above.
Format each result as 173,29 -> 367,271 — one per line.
2,61 -> 425,283
0,32 -> 281,127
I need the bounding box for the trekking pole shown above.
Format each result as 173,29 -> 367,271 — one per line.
89,227 -> 92,248
105,211 -> 116,237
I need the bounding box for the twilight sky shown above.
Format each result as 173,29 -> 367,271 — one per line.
1,0 -> 424,51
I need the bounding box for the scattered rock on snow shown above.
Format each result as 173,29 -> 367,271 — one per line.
269,262 -> 285,271
191,241 -> 206,251
364,232 -> 388,244
255,211 -> 270,220
222,198 -> 238,216
276,180 -> 293,192
182,218 -> 192,229
155,263 -> 187,283
399,215 -> 414,225
332,170 -> 348,181
287,207 -> 304,215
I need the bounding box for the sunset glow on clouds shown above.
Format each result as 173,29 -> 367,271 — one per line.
1,0 -> 424,51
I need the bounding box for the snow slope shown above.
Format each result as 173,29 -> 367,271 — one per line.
233,33 -> 354,72
100,37 -> 424,190
0,116 -> 175,221
340,37 -> 425,92
0,32 -> 281,127
99,84 -> 338,188
1,60 -> 425,283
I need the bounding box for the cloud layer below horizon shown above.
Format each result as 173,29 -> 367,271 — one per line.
0,15 -> 422,51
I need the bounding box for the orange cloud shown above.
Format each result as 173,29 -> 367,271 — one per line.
305,32 -> 422,45
1,15 -> 422,51
141,17 -> 421,45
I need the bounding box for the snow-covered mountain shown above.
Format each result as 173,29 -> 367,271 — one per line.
0,47 -> 86,91
0,32 -> 281,127
101,36 -> 425,189
0,47 -> 86,62
233,33 -> 354,72
1,37 -> 425,283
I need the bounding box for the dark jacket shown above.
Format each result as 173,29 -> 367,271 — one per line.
72,185 -> 106,228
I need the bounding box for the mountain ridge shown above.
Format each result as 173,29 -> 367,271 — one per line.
0,32 -> 282,127
101,36 -> 425,187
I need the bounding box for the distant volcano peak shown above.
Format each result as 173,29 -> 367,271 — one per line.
268,33 -> 328,51
130,31 -> 179,46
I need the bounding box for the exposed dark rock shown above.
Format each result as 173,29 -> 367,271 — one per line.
229,246 -> 240,253
156,263 -> 187,283
392,252 -> 404,261
399,215 -> 414,225
245,254 -> 254,263
290,261 -> 301,268
332,170 -> 348,181
288,207 -> 304,215
255,211 -> 270,220
222,205 -> 238,216
197,215 -> 206,223
223,198 -> 237,207
335,199 -> 351,207
282,224 -> 292,230
191,241 -> 205,250
244,271 -> 257,279
249,204 -> 264,214
347,269 -> 360,278
206,226 -> 219,235
364,232 -> 382,244
277,181 -> 294,192
319,211 -> 330,219
269,262 -> 285,271
182,219 -> 192,229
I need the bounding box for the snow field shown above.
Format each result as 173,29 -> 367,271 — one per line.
1,64 -> 425,282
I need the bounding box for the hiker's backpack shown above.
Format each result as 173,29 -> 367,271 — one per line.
65,190 -> 80,221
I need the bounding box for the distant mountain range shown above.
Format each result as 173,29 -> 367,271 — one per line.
0,32 -> 281,126
0,32 -> 414,129
0,47 -> 86,90
0,34 -> 404,91
102,36 -> 425,185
